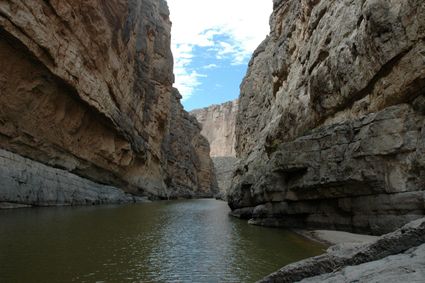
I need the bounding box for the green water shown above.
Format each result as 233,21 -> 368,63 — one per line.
0,199 -> 325,282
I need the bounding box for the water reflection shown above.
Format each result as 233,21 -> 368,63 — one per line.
0,200 -> 325,282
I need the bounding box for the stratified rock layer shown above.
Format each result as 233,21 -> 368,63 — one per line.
229,0 -> 425,234
0,0 -> 217,205
0,149 -> 146,206
191,100 -> 238,157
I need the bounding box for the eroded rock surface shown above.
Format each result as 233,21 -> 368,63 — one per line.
0,0 -> 217,205
229,0 -> 425,234
299,244 -> 425,283
259,217 -> 425,283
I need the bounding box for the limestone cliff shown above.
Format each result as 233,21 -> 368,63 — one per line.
229,0 -> 425,234
190,99 -> 238,157
163,89 -> 218,199
0,0 -> 217,206
191,100 -> 239,197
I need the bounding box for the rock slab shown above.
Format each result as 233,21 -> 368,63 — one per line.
0,149 -> 144,206
299,244 -> 425,283
259,217 -> 425,283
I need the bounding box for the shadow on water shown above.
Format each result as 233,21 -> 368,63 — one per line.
0,199 -> 325,282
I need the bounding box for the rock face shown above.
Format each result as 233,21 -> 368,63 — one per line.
211,156 -> 238,199
259,217 -> 425,283
229,0 -> 425,234
163,89 -> 218,198
191,99 -> 238,157
191,100 -> 239,197
0,0 -> 217,205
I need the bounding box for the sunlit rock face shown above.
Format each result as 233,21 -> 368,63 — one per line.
229,0 -> 425,234
191,100 -> 239,198
190,100 -> 239,157
0,0 -> 217,205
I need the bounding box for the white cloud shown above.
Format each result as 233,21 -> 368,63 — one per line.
167,0 -> 272,101
173,69 -> 207,100
203,63 -> 218,69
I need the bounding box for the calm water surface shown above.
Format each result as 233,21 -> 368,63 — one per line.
0,199 -> 325,282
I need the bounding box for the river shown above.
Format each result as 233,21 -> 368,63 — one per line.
0,199 -> 325,282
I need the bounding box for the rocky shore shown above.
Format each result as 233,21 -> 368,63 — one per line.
295,229 -> 378,246
259,217 -> 425,282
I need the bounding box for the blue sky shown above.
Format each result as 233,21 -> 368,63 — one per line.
166,0 -> 272,111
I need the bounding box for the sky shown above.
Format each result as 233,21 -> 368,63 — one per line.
166,0 -> 273,111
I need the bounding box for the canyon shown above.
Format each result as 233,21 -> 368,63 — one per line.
0,0 -> 217,206
0,0 -> 424,282
190,100 -> 239,198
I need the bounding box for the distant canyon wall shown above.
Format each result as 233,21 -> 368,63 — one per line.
191,100 -> 239,197
190,99 -> 238,157
229,0 -> 425,235
0,0 -> 217,206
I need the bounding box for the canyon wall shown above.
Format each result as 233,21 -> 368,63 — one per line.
190,99 -> 238,157
191,100 -> 239,197
211,156 -> 238,199
0,0 -> 217,206
164,89 -> 218,198
229,0 -> 425,234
